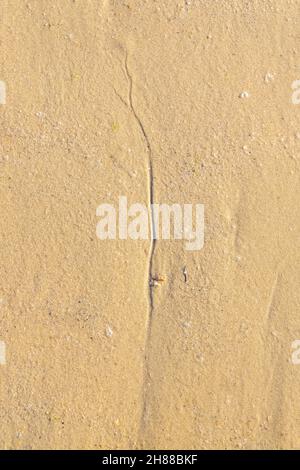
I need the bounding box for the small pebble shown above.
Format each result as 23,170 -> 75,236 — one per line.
242,145 -> 251,155
105,326 -> 113,338
265,72 -> 274,83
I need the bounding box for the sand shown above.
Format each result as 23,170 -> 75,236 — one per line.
0,0 -> 300,450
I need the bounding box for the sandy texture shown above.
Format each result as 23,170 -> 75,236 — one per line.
1,0 -> 300,449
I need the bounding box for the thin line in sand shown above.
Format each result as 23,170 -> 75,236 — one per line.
124,51 -> 156,445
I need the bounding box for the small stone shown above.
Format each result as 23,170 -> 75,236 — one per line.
264,72 -> 274,83
150,275 -> 165,287
105,326 -> 113,338
239,91 -> 250,99
242,145 -> 251,155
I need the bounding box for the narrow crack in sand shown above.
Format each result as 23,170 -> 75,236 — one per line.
265,271 -> 279,324
265,257 -> 287,325
124,51 -> 155,445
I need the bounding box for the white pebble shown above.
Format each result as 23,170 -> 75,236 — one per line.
265,72 -> 274,83
105,326 -> 113,338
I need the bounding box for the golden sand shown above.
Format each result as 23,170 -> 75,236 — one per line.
0,0 -> 300,450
